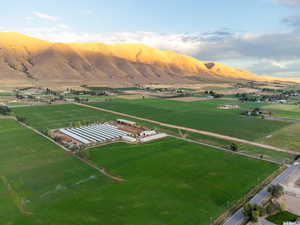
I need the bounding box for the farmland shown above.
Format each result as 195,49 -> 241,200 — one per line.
262,104 -> 300,119
259,123 -> 300,152
12,103 -> 295,162
87,98 -> 289,140
0,119 -> 113,225
0,119 -> 280,225
86,138 -> 279,225
12,104 -> 119,131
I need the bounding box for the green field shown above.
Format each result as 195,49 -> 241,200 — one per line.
262,104 -> 300,119
12,103 -> 295,161
259,123 -> 300,152
86,138 -> 279,225
0,119 -> 279,225
13,104 -> 120,131
0,119 -> 113,225
87,98 -> 289,140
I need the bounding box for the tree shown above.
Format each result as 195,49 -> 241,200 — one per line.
230,143 -> 239,152
266,200 -> 282,215
0,105 -> 11,115
268,184 -> 284,199
16,116 -> 26,123
243,203 -> 264,222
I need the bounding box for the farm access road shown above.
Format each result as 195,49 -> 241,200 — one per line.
74,102 -> 298,155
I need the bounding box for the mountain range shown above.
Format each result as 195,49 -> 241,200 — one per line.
0,32 -> 298,87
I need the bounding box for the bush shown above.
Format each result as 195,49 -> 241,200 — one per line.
230,143 -> 239,152
268,184 -> 284,199
16,116 -> 26,123
0,105 -> 11,115
243,203 -> 265,222
266,200 -> 282,215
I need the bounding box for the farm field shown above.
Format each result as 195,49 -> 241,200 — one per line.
0,119 -> 114,225
262,104 -> 300,119
259,123 -> 300,152
87,98 -> 289,141
0,119 -> 279,225
86,138 -> 279,225
12,103 -> 295,161
12,104 -> 120,131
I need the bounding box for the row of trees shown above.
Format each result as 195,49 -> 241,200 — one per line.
243,184 -> 284,222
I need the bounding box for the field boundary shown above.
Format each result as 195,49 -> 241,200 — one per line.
74,102 -> 298,155
214,165 -> 286,225
170,135 -> 281,165
13,118 -> 125,182
0,175 -> 32,216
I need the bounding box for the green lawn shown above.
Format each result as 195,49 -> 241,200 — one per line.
87,98 -> 289,141
267,211 -> 299,225
87,138 -> 279,225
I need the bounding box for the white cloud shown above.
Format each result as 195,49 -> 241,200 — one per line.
261,59 -> 288,69
274,0 -> 300,7
32,11 -> 60,22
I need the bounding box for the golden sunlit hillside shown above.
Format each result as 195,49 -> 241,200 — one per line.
0,32 -> 299,87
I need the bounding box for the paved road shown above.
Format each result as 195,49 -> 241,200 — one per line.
222,158 -> 300,225
75,102 -> 298,155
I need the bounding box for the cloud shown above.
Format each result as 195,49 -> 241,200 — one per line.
32,11 -> 60,21
274,0 -> 300,7
282,15 -> 300,26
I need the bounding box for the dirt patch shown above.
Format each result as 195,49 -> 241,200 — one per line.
168,97 -> 210,102
282,195 -> 300,216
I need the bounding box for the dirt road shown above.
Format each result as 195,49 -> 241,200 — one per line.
74,102 -> 298,155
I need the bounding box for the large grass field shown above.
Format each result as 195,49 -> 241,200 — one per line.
259,123 -> 300,152
86,138 -> 279,225
13,104 -> 119,131
0,119 -> 114,225
0,119 -> 279,225
87,98 -> 289,141
262,104 -> 300,119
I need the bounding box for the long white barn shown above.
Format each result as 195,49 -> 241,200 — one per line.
59,124 -> 129,144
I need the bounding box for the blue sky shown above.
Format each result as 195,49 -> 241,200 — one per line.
1,0 -> 300,77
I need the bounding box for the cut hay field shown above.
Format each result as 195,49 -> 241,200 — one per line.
0,119 -> 279,225
86,138 -> 279,225
87,98 -> 289,141
259,123 -> 300,152
262,104 -> 300,119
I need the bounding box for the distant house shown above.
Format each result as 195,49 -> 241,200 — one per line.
117,119 -> 137,127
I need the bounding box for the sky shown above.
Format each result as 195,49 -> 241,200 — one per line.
1,0 -> 300,78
